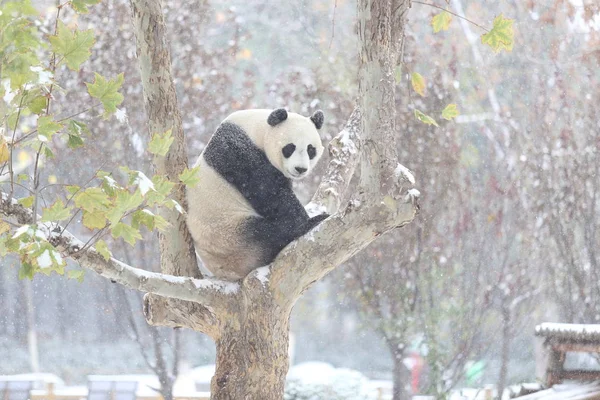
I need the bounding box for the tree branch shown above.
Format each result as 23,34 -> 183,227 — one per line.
305,107 -> 362,216
0,192 -> 237,334
267,107 -> 418,308
270,196 -> 418,308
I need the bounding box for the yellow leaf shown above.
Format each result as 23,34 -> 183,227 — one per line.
411,72 -> 426,97
414,109 -> 439,127
0,136 -> 9,163
481,14 -> 514,53
431,11 -> 452,33
441,103 -> 459,121
0,221 -> 10,235
18,151 -> 30,163
215,12 -> 226,23
48,175 -> 57,184
237,48 -> 252,60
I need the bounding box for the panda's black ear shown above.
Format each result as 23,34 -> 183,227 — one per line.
267,108 -> 288,126
310,110 -> 324,130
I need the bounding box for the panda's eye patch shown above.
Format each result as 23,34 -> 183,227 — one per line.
282,143 -> 296,158
307,144 -> 317,160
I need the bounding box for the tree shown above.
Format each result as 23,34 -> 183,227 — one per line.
0,1 -> 418,399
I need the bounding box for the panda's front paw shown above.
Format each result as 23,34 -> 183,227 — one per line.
308,213 -> 329,227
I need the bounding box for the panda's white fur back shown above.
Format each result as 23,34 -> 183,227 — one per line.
187,108 -> 327,281
187,157 -> 262,280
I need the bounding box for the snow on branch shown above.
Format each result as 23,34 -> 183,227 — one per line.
0,193 -> 238,313
268,107 -> 419,306
306,107 -> 362,216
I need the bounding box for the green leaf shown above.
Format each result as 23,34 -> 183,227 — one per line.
71,0 -> 101,13
44,146 -> 54,159
105,189 -> 143,225
41,199 -> 72,222
18,196 -> 34,208
17,174 -> 29,183
68,134 -> 85,149
49,21 -> 95,71
153,214 -> 169,231
431,11 -> 452,33
29,96 -> 48,114
148,129 -> 174,156
146,175 -> 175,205
74,187 -> 110,212
66,185 -> 80,196
100,174 -> 120,197
68,269 -> 85,282
82,210 -> 106,229
68,120 -> 90,136
115,189 -> 143,213
481,14 -> 514,53
411,72 -> 426,97
95,239 -> 111,261
394,66 -> 402,84
19,262 -> 34,280
179,166 -> 200,187
111,222 -> 142,246
86,73 -> 124,116
441,103 -> 459,121
414,109 -> 439,127
37,116 -> 62,141
132,209 -> 155,231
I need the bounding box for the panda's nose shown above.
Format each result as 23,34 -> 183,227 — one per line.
295,167 -> 307,174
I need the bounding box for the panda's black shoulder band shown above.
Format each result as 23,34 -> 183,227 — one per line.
267,108 -> 288,126
204,122 -> 308,222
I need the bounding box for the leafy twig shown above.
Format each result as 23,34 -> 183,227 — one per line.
412,1 -> 490,32
13,103 -> 101,146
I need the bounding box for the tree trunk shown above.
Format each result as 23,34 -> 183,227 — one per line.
391,347 -> 410,400
211,295 -> 290,399
497,303 -> 511,400
24,279 -> 39,373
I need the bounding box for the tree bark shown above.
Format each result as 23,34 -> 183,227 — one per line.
357,0 -> 410,195
24,279 -> 39,373
392,352 -> 410,400
211,286 -> 290,399
497,303 -> 511,400
129,0 -> 198,281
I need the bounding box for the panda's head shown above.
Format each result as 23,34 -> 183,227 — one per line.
264,108 -> 325,180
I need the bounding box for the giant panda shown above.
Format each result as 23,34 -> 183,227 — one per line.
187,108 -> 329,281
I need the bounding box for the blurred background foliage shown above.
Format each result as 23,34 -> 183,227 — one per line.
1,0 -> 600,397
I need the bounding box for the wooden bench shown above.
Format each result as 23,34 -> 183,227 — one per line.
0,381 -> 34,400
87,380 -> 138,400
